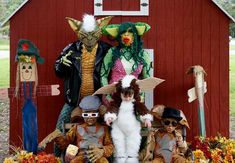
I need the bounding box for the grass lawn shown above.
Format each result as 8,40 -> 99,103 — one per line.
230,38 -> 235,51
230,55 -> 235,115
0,39 -> 9,50
0,58 -> 9,88
231,45 -> 235,51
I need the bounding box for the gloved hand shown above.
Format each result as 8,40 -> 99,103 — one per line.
60,50 -> 73,67
144,119 -> 152,128
176,133 -> 187,148
106,117 -> 114,126
38,129 -> 62,151
86,145 -> 104,163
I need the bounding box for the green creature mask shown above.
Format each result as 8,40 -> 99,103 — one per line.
66,15 -> 113,52
102,22 -> 151,76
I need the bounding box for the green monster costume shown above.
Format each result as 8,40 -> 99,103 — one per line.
101,22 -> 152,105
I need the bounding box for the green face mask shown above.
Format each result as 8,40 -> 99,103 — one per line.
79,29 -> 102,52
121,30 -> 134,47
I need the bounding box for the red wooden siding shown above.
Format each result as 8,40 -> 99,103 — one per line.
9,0 -> 230,152
103,0 -> 140,11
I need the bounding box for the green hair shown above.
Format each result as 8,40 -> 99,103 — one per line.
108,22 -> 150,76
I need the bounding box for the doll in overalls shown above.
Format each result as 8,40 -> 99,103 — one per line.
15,39 -> 44,153
54,95 -> 114,163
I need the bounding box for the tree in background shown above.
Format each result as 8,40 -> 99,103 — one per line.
0,1 -> 6,22
215,0 -> 235,37
0,0 -> 24,37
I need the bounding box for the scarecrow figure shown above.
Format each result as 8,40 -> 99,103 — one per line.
15,39 -> 45,153
0,39 -> 59,153
54,95 -> 114,163
93,75 -> 164,163
54,14 -> 112,155
139,106 -> 191,163
101,22 -> 152,106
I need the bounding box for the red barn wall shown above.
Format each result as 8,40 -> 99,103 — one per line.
9,0 -> 230,151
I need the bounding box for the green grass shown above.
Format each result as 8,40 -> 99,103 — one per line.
230,55 -> 235,115
0,58 -> 9,88
231,46 -> 235,51
0,39 -> 9,50
230,44 -> 235,51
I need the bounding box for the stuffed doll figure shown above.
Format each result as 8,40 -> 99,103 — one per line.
139,107 -> 191,163
54,14 -> 112,156
101,22 -> 151,105
93,75 -> 164,163
15,39 -> 44,153
54,95 -> 114,163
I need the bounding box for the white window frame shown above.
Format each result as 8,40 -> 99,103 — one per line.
94,0 -> 149,16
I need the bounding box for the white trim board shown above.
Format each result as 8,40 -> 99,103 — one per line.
94,0 -> 149,16
144,49 -> 154,110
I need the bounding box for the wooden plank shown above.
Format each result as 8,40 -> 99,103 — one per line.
164,1 -> 175,107
64,0 -> 76,43
183,0 -> 193,140
191,0 -> 202,138
44,0 -> 61,144
9,3 -> 28,148
69,0 -> 81,42
103,0 -> 121,11
210,2 -> 220,136
55,0 -> 69,52
174,0 -> 185,121
219,13 -> 229,137
122,0 -> 139,11
120,0 -> 136,25
146,0 -> 157,90
154,0 -> 166,105
201,0 -> 212,137
83,0 -> 93,15
147,0 -> 157,49
35,0 -> 52,152
54,0 -> 77,133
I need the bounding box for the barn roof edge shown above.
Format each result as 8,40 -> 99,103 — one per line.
212,0 -> 235,23
1,0 -> 29,27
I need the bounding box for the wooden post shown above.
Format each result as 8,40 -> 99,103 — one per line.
187,65 -> 207,137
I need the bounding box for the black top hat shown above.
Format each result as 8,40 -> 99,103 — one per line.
16,39 -> 44,64
162,107 -> 182,121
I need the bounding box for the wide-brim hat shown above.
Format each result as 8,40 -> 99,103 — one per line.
79,95 -> 101,111
151,105 -> 190,128
16,39 -> 44,64
162,107 -> 183,122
